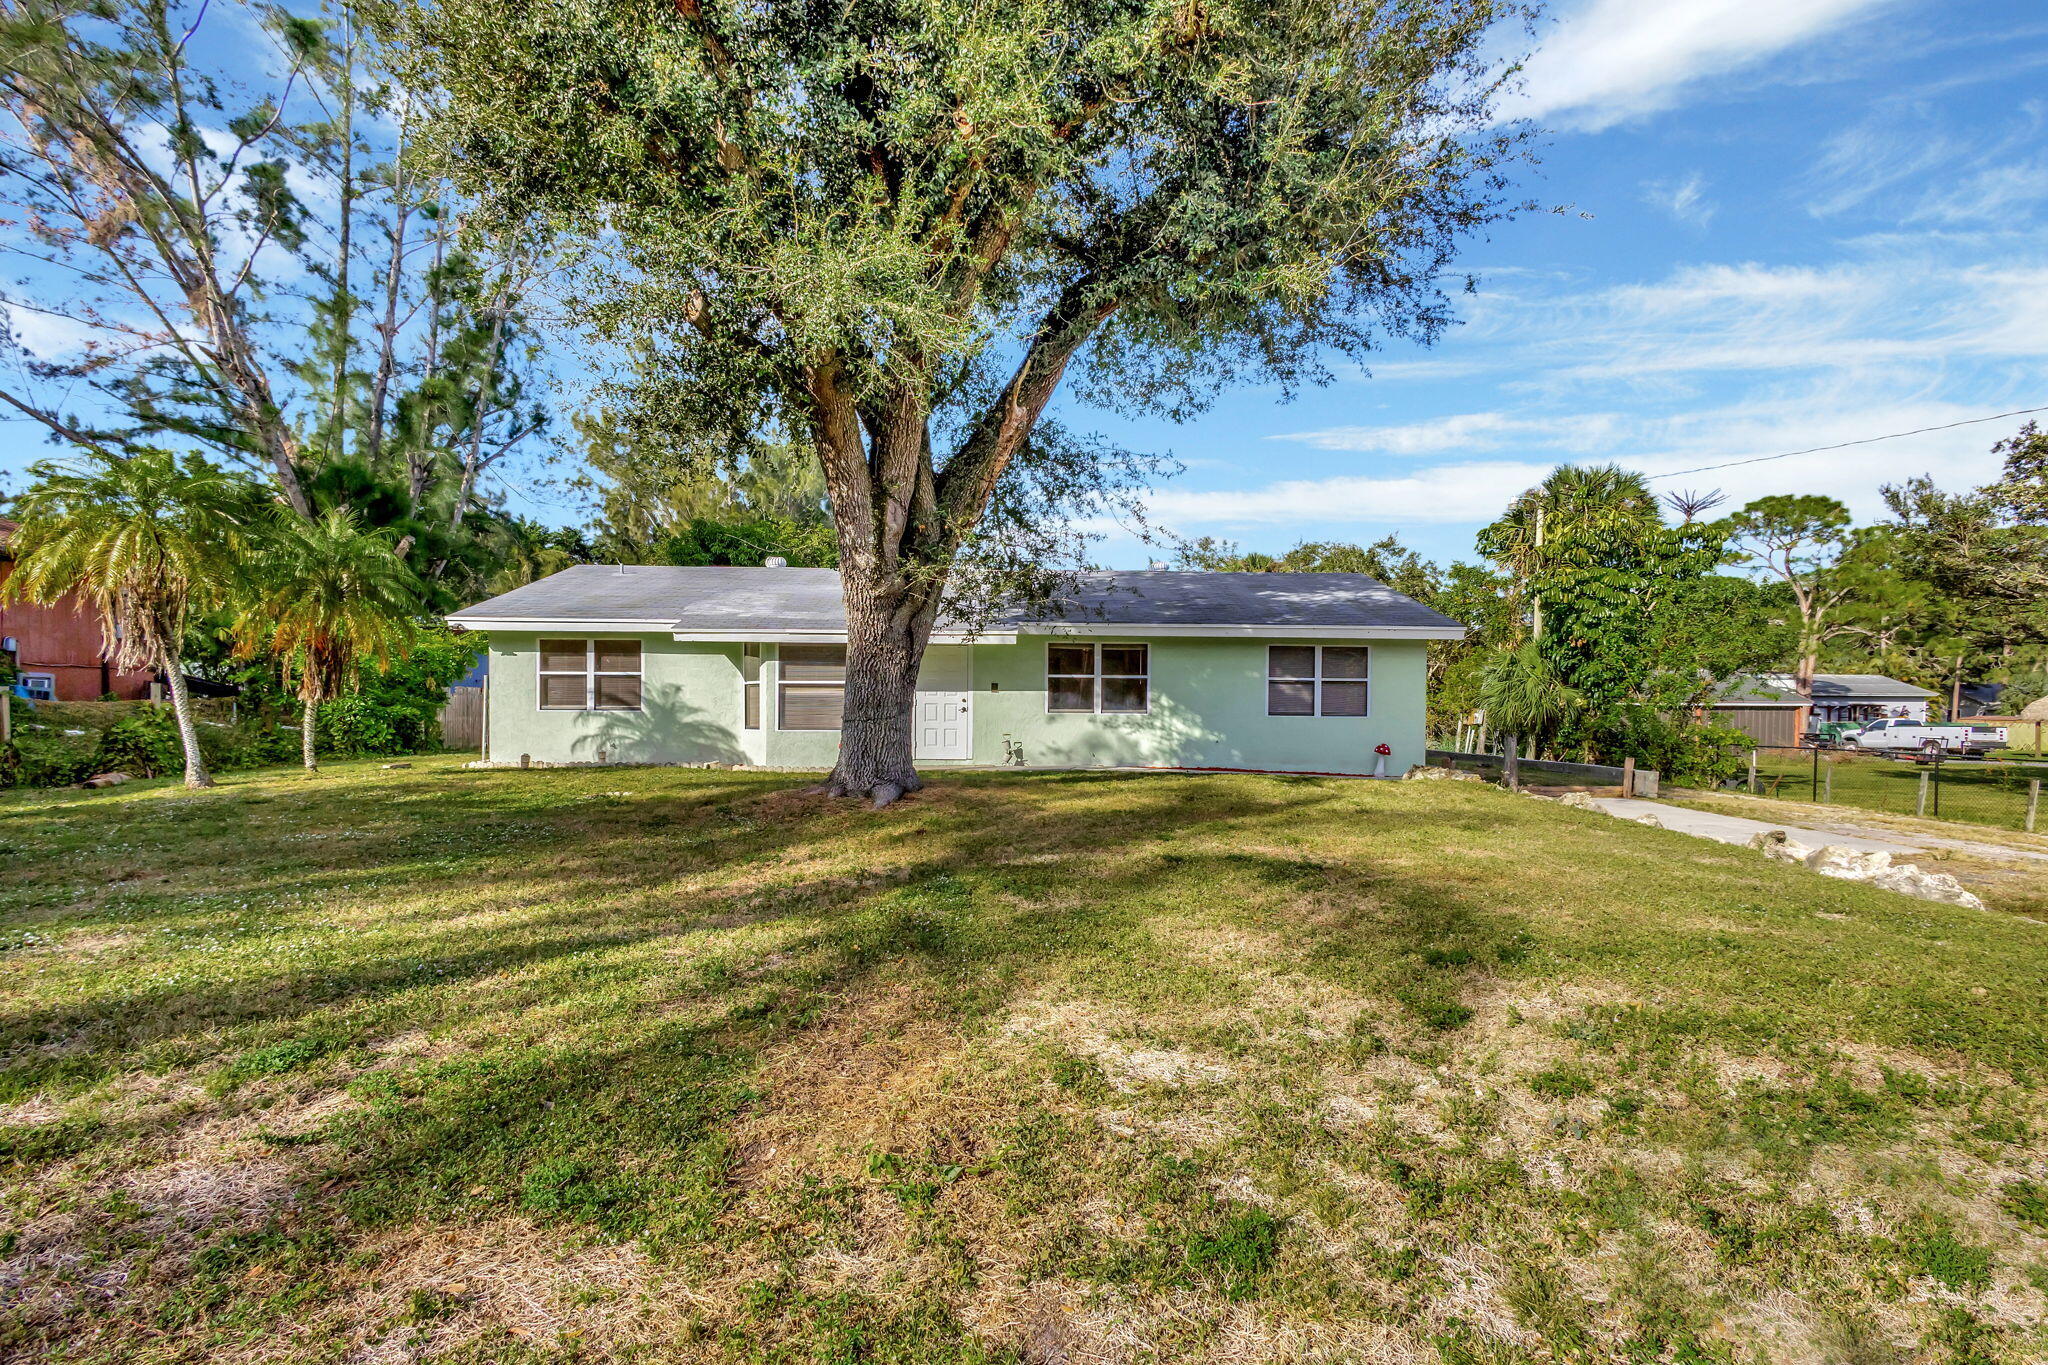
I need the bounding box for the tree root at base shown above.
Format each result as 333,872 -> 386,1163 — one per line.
816,771 -> 924,808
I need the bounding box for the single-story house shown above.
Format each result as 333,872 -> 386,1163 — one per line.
1708,671 -> 1939,744
1760,672 -> 1935,724
1706,675 -> 1808,747
445,565 -> 1464,775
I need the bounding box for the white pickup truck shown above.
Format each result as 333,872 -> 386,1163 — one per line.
1840,718 -> 2009,758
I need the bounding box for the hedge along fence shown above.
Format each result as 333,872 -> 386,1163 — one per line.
1425,749 -> 1660,798
0,692 -> 449,788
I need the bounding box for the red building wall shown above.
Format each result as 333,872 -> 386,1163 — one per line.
0,528 -> 157,701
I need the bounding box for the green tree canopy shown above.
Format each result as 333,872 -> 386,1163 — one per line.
1725,494 -> 1920,696
402,0 -> 1535,800
236,509 -> 422,771
1,449 -> 254,786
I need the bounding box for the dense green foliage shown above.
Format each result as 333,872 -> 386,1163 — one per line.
0,628 -> 475,789
0,0 -> 562,610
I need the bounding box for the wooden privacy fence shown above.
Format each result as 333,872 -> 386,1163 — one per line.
439,686 -> 484,752
1425,749 -> 1659,797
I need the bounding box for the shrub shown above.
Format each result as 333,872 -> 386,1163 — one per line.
89,710 -> 183,777
315,693 -> 399,756
1569,705 -> 1748,788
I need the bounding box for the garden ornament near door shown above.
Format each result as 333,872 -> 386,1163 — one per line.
1373,743 -> 1391,778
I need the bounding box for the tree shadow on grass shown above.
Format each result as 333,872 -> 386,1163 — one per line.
0,769 -> 1555,1360
1,773 -> 1469,1086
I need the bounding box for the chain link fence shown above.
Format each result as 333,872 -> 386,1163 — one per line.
1738,744 -> 2043,834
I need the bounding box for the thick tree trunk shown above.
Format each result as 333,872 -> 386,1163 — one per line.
161,658 -> 213,789
825,570 -> 941,805
302,695 -> 319,772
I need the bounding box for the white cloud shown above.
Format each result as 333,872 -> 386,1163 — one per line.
1810,101 -> 2048,222
1270,411 -> 1622,456
1507,0 -> 1891,132
1440,252 -> 2048,390
1142,461 -> 1561,527
1141,393 -> 2018,541
3,306 -> 102,359
1643,172 -> 1715,228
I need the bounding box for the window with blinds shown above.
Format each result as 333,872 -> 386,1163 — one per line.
777,644 -> 845,730
741,644 -> 762,730
537,639 -> 643,711
1045,642 -> 1149,714
1266,645 -> 1368,717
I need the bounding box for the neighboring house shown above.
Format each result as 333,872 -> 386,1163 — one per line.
445,565 -> 1464,774
1762,673 -> 1936,724
1710,671 -> 1938,744
1707,675 -> 1808,747
0,517 -> 155,702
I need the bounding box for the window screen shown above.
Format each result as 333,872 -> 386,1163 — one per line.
777,645 -> 846,729
741,644 -> 762,730
1267,645 -> 1369,717
1046,643 -> 1148,714
1047,644 -> 1095,713
537,639 -> 642,711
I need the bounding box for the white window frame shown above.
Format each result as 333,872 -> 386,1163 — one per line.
536,638 -> 644,712
740,643 -> 762,731
17,672 -> 55,702
1266,645 -> 1370,718
1044,642 -> 1150,715
775,643 -> 846,731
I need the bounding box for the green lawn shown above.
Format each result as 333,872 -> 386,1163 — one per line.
3,758 -> 2047,1363
1748,748 -> 2046,833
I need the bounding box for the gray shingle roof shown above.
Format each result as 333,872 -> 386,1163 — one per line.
1711,675 -> 1806,707
1031,571 -> 1460,630
448,565 -> 1465,635
1804,673 -> 1936,700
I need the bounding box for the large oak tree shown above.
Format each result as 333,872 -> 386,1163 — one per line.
405,0 -> 1534,801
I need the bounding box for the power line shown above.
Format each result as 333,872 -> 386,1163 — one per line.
1641,405 -> 2048,481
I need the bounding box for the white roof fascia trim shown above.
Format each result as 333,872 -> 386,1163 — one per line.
1014,622 -> 1465,640
446,617 -> 1458,642
444,616 -> 679,631
668,629 -> 1019,645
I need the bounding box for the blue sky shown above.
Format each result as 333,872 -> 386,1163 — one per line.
1078,0 -> 2048,567
4,0 -> 2044,572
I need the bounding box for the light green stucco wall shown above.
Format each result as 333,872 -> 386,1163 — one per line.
482,633 -> 1429,775
482,636 -> 747,767
957,637 -> 1428,774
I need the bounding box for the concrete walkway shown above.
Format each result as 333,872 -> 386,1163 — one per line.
1588,798 -> 1927,855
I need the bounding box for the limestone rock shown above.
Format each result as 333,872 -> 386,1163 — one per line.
1403,765 -> 1482,782
1557,791 -> 1601,810
1747,830 -> 1985,909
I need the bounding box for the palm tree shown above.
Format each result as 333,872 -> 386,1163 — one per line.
1478,642 -> 1580,787
3,449 -> 252,787
1477,465 -> 1663,641
238,510 -> 420,772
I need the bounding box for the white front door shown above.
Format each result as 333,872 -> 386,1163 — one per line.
914,691 -> 972,759
913,645 -> 972,760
